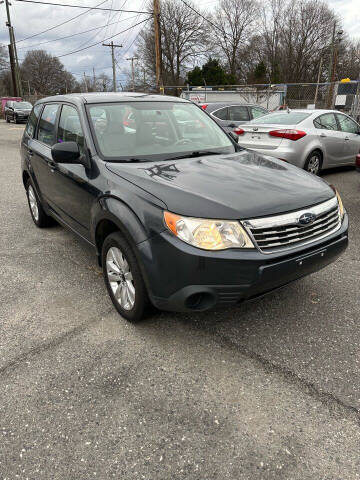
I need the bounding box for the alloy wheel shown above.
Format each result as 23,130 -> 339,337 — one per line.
28,185 -> 39,221
106,247 -> 135,310
307,155 -> 320,175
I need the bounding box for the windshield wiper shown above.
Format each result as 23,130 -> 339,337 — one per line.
167,151 -> 223,161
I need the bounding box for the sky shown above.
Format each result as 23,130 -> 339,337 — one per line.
0,0 -> 359,86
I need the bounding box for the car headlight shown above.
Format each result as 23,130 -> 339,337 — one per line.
164,211 -> 254,250
331,187 -> 345,220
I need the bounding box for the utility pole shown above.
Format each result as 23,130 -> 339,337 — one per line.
83,72 -> 88,93
153,0 -> 163,93
127,56 -> 138,91
327,23 -> 343,108
103,41 -> 122,92
93,67 -> 96,92
314,57 -> 323,106
5,0 -> 22,96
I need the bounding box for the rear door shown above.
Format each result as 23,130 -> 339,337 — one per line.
336,113 -> 360,164
49,103 -> 93,237
29,103 -> 60,205
313,113 -> 345,166
227,105 -> 250,131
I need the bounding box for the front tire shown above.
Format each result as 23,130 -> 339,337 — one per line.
5,115 -> 9,123
102,232 -> 149,322
26,179 -> 53,227
304,151 -> 322,175
14,115 -> 18,124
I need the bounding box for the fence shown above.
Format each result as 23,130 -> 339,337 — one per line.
14,81 -> 360,123
164,81 -> 360,120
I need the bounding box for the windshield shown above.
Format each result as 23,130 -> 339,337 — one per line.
249,112 -> 310,125
87,102 -> 235,161
14,102 -> 32,109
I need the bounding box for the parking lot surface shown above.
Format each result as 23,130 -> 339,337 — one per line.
1,119 -> 360,479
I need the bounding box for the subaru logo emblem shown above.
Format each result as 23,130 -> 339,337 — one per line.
252,127 -> 258,131
298,212 -> 316,225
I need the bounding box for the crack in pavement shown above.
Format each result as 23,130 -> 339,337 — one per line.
0,309 -> 113,377
187,321 -> 360,425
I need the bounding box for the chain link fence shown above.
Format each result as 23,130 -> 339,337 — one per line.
9,81 -> 360,123
162,82 -> 360,121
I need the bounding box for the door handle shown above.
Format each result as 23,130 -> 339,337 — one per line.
229,123 -> 236,128
319,133 -> 327,137
27,149 -> 34,156
344,137 -> 350,141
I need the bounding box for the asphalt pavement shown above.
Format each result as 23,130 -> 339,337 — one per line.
1,119 -> 360,479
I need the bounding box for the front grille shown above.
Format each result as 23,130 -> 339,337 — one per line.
243,197 -> 341,253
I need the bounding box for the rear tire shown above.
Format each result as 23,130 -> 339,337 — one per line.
304,151 -> 322,175
102,232 -> 149,323
26,179 -> 53,228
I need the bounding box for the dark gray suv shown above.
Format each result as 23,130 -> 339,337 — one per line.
21,92 -> 348,322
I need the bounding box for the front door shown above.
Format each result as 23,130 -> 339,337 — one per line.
313,112 -> 346,166
336,113 -> 360,164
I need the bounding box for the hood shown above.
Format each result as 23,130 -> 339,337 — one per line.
106,150 -> 334,219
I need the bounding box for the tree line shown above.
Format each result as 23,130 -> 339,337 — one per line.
133,0 -> 360,88
1,0 -> 359,97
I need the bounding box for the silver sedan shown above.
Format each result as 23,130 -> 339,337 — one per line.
234,109 -> 360,174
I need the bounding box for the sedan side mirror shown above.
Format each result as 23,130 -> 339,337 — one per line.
52,141 -> 81,164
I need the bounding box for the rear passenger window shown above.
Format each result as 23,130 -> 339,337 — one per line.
337,114 -> 359,134
58,105 -> 85,154
37,104 -> 59,146
251,106 -> 267,119
313,113 -> 338,131
229,106 -> 249,122
213,107 -> 228,120
25,104 -> 42,138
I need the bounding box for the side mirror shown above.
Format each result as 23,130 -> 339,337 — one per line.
228,132 -> 239,143
51,141 -> 81,164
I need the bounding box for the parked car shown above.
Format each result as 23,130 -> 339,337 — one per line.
356,152 -> 360,172
5,100 -> 32,123
199,102 -> 268,133
234,109 -> 360,175
21,93 -> 348,322
1,96 -> 22,116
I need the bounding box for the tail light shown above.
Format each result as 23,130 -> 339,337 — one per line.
123,120 -> 129,126
269,129 -> 306,141
233,127 -> 245,135
201,104 -> 208,110
356,153 -> 360,169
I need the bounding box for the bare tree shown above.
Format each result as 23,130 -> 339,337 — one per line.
135,0 -> 210,86
211,0 -> 259,79
0,45 -> 8,72
20,50 -> 76,95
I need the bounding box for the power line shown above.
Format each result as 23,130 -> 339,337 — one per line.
16,14 -> 138,50
15,0 -> 152,14
57,17 -> 150,58
15,0 -> 109,43
178,0 -> 230,39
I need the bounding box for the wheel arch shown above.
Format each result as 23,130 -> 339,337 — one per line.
93,196 -> 149,266
22,170 -> 30,189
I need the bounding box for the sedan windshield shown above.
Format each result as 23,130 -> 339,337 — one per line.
249,112 -> 311,125
14,102 -> 32,109
87,102 -> 235,161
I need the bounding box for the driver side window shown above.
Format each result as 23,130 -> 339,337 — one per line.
58,105 -> 85,154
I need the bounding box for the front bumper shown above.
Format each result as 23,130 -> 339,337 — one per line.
137,214 -> 348,312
